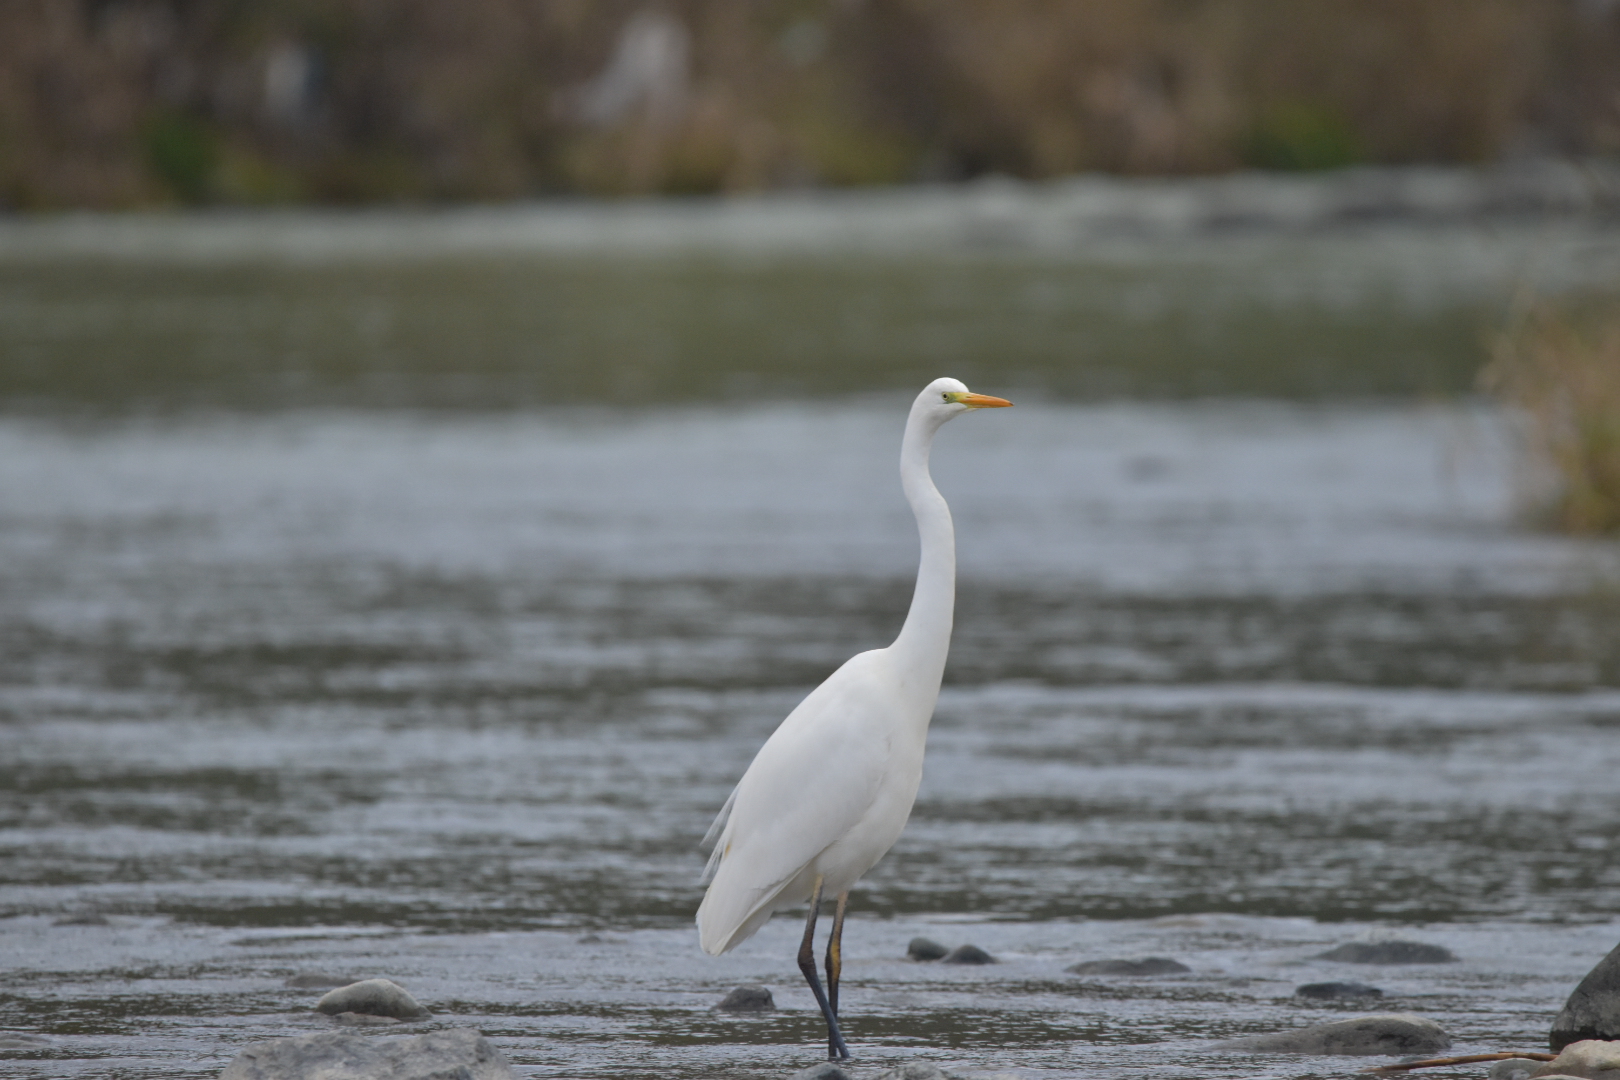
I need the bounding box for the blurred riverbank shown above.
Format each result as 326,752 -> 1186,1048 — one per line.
4,167 -> 1620,413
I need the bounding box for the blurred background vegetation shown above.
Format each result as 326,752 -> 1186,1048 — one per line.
3,0 -> 1620,208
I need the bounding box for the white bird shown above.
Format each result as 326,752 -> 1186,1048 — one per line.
697,378 -> 1012,1060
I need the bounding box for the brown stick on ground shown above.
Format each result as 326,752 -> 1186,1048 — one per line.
1364,1051 -> 1557,1074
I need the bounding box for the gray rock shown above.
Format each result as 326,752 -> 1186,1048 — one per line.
1552,940 -> 1620,1051
908,937 -> 949,961
1531,1039 -> 1620,1080
714,985 -> 774,1012
869,1064 -> 954,1080
1067,956 -> 1189,976
219,1028 -> 513,1080
314,979 -> 428,1020
1490,1059 -> 1541,1080
1296,981 -> 1385,1000
285,971 -> 362,989
786,1063 -> 857,1080
1217,1013 -> 1451,1056
1315,941 -> 1458,964
942,944 -> 995,965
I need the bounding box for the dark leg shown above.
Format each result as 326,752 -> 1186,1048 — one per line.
797,876 -> 851,1060
825,890 -> 849,1059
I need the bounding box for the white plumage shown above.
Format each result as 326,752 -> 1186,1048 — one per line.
695,377 -> 1012,1059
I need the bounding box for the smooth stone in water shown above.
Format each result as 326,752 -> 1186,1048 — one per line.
219,1029 -> 512,1080
1067,956 -> 1189,976
786,1063 -> 857,1080
314,979 -> 428,1020
714,985 -> 775,1012
1296,981 -> 1385,1000
1315,941 -> 1457,964
1552,940 -> 1620,1051
1531,1039 -> 1620,1080
1217,1013 -> 1451,1056
908,937 -> 949,961
1490,1060 -> 1542,1080
942,944 -> 995,965
0,1034 -> 50,1048
285,972 -> 362,989
869,1063 -> 955,1080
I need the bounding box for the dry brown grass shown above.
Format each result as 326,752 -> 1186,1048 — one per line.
1483,297 -> 1620,535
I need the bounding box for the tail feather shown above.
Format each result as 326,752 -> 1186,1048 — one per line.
696,861 -> 798,955
698,784 -> 738,885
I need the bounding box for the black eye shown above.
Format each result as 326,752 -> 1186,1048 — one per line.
942,393 -> 951,402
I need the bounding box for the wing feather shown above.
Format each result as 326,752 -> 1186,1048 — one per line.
696,649 -> 897,954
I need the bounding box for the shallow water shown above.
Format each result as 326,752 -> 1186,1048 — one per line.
4,400 -> 1620,1078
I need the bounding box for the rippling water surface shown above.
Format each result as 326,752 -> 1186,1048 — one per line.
5,402 -> 1620,1079
4,193 -> 1620,1078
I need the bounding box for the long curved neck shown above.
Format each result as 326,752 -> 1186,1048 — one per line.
890,407 -> 955,686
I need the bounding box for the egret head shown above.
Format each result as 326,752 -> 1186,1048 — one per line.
914,377 -> 1014,425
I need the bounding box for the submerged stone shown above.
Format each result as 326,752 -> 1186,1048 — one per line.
786,1063 -> 857,1080
1552,940 -> 1620,1051
1068,956 -> 1190,976
907,937 -> 949,961
314,979 -> 428,1020
1217,1013 -> 1451,1055
942,944 -> 996,965
1489,1059 -> 1542,1080
869,1063 -> 954,1080
714,985 -> 774,1011
285,972 -> 361,989
219,1028 -> 512,1080
1315,941 -> 1458,964
1296,981 -> 1385,1000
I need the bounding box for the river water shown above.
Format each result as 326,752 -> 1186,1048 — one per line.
3,181 -> 1620,1079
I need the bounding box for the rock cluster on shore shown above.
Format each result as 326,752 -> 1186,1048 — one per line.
206,934 -> 1620,1079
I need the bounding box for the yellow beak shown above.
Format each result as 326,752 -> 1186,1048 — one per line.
952,392 -> 1014,408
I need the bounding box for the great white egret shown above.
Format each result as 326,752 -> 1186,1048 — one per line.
697,378 -> 1013,1060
